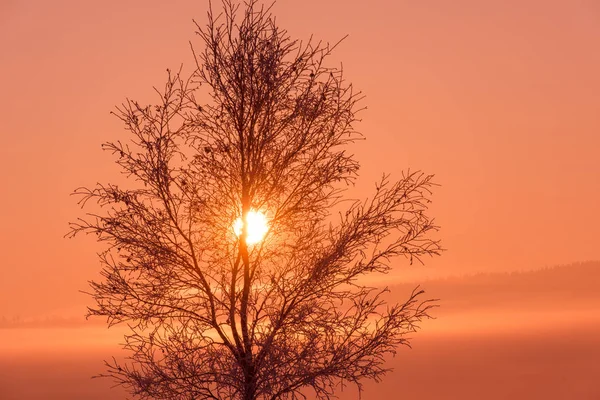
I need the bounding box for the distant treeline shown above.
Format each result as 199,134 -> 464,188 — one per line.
388,260 -> 600,314
2,261 -> 599,328
0,314 -> 102,329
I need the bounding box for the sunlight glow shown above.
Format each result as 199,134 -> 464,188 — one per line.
233,210 -> 268,245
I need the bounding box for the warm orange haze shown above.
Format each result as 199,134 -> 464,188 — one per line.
1,0 -> 600,399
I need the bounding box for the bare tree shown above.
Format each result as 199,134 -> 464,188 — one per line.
69,1 -> 442,399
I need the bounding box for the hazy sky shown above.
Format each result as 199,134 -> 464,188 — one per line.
1,0 -> 599,318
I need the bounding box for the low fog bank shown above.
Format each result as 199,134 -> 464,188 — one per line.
2,325 -> 599,400
2,261 -> 598,399
0,350 -> 127,400
336,325 -> 600,400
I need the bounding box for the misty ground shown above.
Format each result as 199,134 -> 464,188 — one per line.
2,262 -> 599,399
2,326 -> 599,400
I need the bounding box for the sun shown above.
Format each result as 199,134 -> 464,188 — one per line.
233,210 -> 269,245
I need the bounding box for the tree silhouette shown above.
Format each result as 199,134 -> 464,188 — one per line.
69,1 -> 442,399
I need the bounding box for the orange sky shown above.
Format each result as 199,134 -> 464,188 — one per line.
1,0 -> 599,319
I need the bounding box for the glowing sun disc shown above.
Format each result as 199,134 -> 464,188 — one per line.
233,210 -> 268,245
